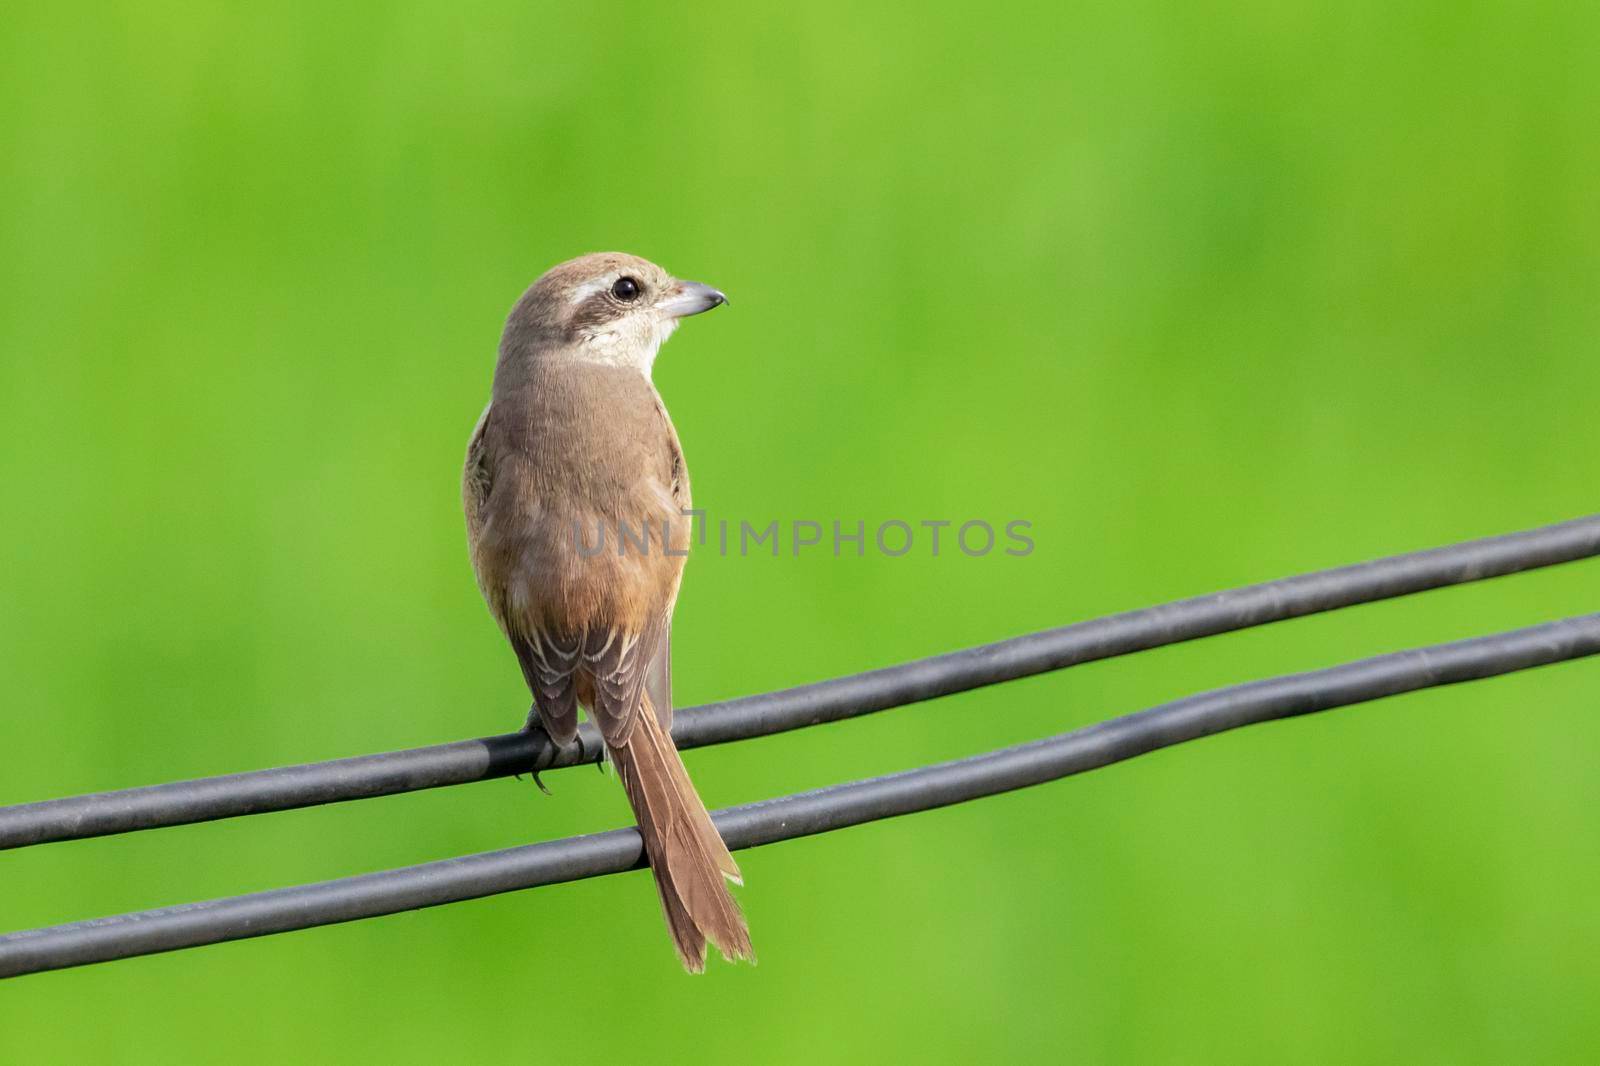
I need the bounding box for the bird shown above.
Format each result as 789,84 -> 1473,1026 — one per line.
462,252 -> 750,971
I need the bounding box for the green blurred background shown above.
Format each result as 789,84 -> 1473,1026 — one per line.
2,2 -> 1597,1062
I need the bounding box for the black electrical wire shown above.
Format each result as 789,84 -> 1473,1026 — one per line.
3,614 -> 1596,979
3,514 -> 1597,852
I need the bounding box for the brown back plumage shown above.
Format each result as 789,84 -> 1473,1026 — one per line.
463,252 -> 748,970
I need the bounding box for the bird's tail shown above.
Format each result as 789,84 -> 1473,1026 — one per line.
609,694 -> 753,972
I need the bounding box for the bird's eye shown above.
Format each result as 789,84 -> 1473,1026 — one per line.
611,276 -> 641,302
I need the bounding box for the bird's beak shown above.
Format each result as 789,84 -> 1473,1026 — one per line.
658,281 -> 728,319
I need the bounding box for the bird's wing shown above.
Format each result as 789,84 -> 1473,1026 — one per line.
462,402 -> 492,532
644,628 -> 672,731
648,397 -> 688,734
582,618 -> 666,749
516,619 -> 665,749
466,401 -> 584,744
462,401 -> 494,586
513,629 -> 583,745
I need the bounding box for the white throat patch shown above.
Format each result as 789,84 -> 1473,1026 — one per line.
574,315 -> 679,378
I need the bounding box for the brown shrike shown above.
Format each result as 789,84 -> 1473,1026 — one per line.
463,252 -> 749,971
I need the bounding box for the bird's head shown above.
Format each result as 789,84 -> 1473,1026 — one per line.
500,252 -> 727,374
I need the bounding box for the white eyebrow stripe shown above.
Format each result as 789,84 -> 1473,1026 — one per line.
568,276 -> 614,304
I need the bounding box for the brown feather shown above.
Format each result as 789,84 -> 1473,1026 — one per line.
611,692 -> 751,969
